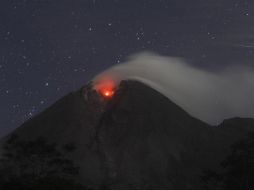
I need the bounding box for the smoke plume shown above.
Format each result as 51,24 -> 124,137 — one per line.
93,52 -> 254,125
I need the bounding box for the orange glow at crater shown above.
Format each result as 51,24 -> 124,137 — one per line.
94,77 -> 117,99
102,90 -> 114,98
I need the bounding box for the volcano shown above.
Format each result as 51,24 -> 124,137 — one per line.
1,80 -> 254,190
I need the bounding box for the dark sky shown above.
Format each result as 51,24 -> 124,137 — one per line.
0,0 -> 254,137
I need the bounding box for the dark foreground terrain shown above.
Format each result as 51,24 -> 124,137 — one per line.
0,80 -> 254,190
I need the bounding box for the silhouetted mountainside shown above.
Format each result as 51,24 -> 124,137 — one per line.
1,80 -> 254,190
219,117 -> 254,133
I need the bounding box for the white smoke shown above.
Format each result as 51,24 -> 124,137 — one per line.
93,52 -> 254,125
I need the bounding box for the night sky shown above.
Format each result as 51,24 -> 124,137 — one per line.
0,0 -> 254,137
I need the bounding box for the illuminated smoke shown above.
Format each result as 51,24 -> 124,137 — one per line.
93,52 -> 254,125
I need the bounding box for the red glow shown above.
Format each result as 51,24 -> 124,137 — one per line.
102,90 -> 114,98
94,78 -> 116,99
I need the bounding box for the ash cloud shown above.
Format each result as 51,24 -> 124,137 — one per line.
93,52 -> 254,125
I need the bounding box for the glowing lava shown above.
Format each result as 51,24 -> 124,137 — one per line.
102,89 -> 114,98
93,77 -> 116,99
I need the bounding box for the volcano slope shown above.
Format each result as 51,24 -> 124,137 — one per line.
1,80 -> 254,190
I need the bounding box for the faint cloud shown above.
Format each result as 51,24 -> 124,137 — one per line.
94,52 -> 254,125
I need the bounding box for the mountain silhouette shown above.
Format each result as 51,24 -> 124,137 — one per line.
1,80 -> 254,190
